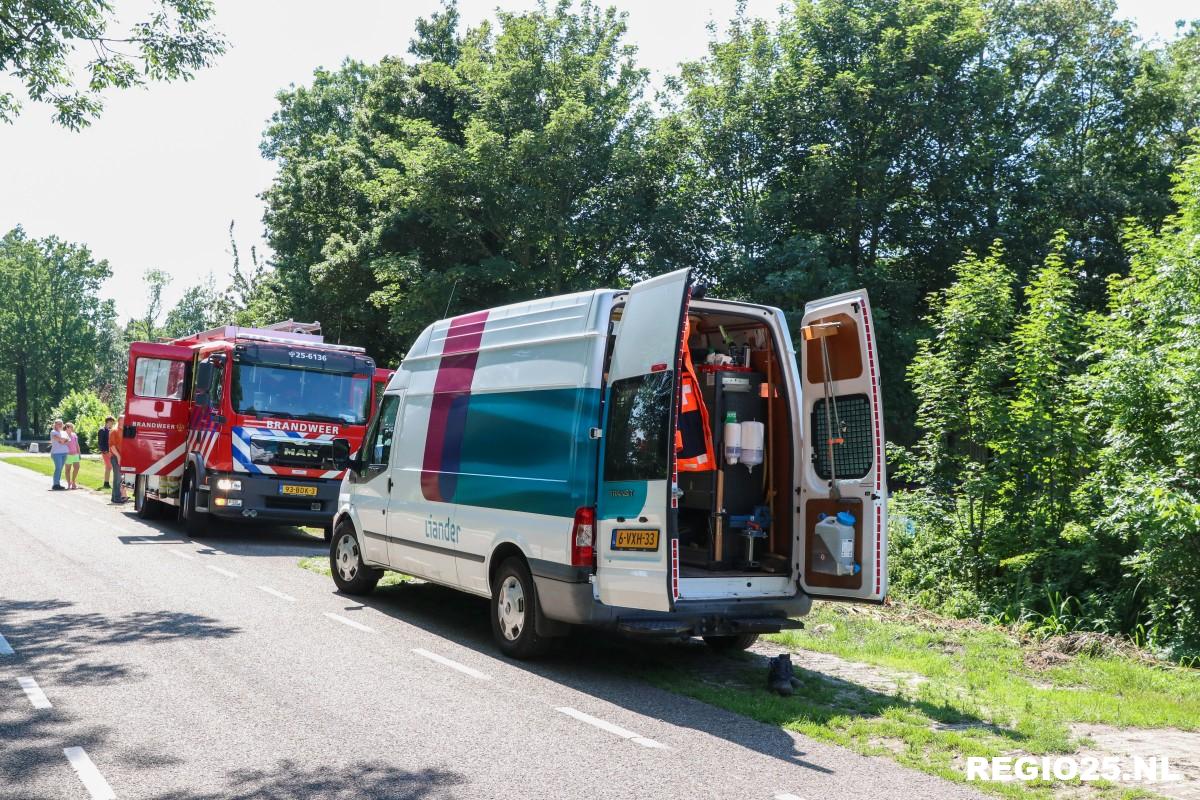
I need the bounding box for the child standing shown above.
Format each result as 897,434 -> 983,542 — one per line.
64,422 -> 81,489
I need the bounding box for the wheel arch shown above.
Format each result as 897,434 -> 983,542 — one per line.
487,541 -> 527,595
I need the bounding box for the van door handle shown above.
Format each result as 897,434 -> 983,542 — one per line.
387,476 -> 393,493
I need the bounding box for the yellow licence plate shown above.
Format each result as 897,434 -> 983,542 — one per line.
279,484 -> 318,497
612,529 -> 660,552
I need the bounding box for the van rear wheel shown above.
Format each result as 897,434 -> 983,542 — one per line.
702,633 -> 760,652
490,557 -> 551,659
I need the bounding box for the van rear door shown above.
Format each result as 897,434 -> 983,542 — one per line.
595,268 -> 692,612
123,342 -> 192,478
796,290 -> 888,603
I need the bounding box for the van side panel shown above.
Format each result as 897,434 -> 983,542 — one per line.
389,292 -> 608,596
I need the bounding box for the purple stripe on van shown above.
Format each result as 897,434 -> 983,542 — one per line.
421,310 -> 489,502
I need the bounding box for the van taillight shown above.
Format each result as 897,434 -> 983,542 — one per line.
571,506 -> 596,568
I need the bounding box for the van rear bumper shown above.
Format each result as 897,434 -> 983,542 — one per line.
531,571 -> 811,637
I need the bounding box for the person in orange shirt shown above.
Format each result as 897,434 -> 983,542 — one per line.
109,415 -> 128,504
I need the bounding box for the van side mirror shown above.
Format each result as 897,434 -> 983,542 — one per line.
330,437 -> 352,471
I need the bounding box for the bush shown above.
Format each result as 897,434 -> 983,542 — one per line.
49,390 -> 113,454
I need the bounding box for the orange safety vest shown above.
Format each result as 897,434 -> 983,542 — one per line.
676,320 -> 715,472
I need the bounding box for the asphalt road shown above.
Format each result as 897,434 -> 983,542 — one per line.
0,460 -> 983,800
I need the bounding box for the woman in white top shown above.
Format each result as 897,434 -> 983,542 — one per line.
49,419 -> 69,490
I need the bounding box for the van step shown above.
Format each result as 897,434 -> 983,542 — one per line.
616,617 -> 803,637
616,620 -> 694,637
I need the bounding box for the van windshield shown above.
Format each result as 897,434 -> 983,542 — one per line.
231,364 -> 371,425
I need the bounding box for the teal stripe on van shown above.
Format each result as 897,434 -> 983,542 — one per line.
450,387 -> 601,518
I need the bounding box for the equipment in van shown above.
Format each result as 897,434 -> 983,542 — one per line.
813,511 -> 861,576
326,269 -> 888,659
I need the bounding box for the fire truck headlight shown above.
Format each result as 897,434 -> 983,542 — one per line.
216,479 -> 242,492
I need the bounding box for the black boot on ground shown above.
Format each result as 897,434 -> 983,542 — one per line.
767,654 -> 795,696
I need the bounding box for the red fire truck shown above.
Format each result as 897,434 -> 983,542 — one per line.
121,321 -> 391,537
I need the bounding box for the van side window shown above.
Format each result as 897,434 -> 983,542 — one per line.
365,394 -> 401,467
603,371 -> 673,482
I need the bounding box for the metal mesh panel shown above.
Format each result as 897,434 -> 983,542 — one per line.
811,394 -> 873,480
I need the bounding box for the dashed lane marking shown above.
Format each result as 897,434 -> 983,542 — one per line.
555,706 -> 666,749
205,565 -> 239,579
168,550 -> 195,561
412,648 -> 492,680
0,633 -> 13,656
17,676 -> 51,709
775,794 -> 807,800
324,613 -> 374,633
63,747 -> 116,800
257,586 -> 296,602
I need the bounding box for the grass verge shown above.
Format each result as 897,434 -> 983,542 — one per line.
298,555 -> 411,588
640,603 -> 1197,799
5,455 -> 111,492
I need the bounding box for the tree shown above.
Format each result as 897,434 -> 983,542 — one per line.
50,389 -> 112,452
0,0 -> 225,129
131,267 -> 170,341
0,227 -> 113,434
162,276 -> 217,339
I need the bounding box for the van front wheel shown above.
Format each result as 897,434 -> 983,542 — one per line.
490,558 -> 551,659
330,523 -> 379,595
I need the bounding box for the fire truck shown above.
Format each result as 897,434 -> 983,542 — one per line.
121,321 -> 391,538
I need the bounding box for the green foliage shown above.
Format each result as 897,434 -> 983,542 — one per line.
0,0 -> 225,129
0,226 -> 115,435
49,389 -> 112,453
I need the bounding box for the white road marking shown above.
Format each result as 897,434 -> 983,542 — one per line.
17,676 -> 51,709
0,633 -> 13,656
412,648 -> 492,680
63,747 -> 116,800
775,794 -> 807,800
205,565 -> 239,579
555,706 -> 666,749
324,613 -> 374,633
257,585 -> 296,602
168,550 -> 195,560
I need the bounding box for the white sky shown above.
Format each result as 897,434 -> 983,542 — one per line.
0,0 -> 1194,322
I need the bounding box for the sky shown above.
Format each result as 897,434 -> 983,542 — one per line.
0,0 -> 1195,323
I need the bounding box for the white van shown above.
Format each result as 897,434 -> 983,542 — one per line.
328,269 -> 887,657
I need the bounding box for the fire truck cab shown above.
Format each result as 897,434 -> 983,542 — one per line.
122,321 -> 387,537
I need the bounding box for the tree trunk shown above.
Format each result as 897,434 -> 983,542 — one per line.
14,363 -> 29,435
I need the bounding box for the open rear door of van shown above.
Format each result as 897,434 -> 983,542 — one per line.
796,290 -> 888,603
123,342 -> 192,478
595,268 -> 692,613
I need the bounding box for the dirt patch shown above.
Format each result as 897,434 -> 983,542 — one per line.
1025,631 -> 1159,671
1071,723 -> 1200,800
751,638 -> 926,695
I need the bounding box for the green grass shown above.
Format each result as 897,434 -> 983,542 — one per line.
5,455 -> 112,491
638,603 -> 1198,799
0,443 -> 26,453
298,555 -> 412,588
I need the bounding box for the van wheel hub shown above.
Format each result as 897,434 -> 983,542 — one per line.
497,576 -> 526,641
336,534 -> 360,581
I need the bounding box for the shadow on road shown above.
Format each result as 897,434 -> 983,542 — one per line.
330,580 -> 1024,774
112,510 -> 326,560
153,760 -> 464,800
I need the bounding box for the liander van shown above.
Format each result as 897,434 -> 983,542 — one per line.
328,269 -> 888,657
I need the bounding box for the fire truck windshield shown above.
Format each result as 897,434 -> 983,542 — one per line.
231,363 -> 371,425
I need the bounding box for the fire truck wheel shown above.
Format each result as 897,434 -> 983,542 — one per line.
702,633 -> 760,652
180,470 -> 208,536
134,476 -> 161,519
330,522 -> 379,595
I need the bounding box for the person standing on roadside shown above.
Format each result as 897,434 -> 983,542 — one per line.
98,416 -> 115,488
64,422 -> 81,489
109,415 -> 128,504
49,419 -> 69,491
